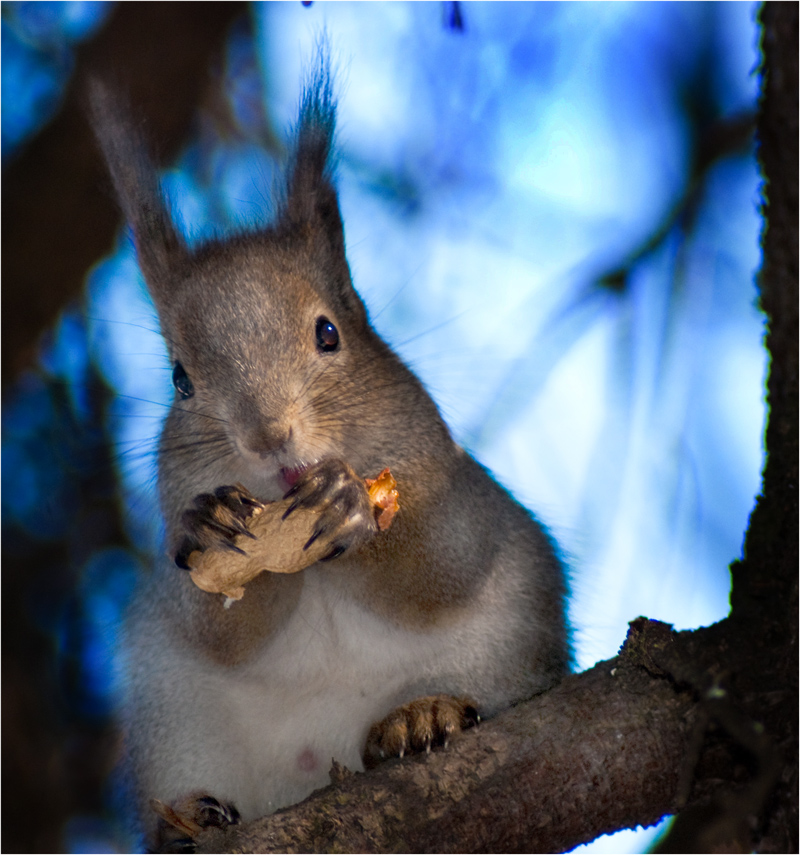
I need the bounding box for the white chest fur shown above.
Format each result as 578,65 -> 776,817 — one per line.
138,567 -> 481,823
227,572 -> 444,816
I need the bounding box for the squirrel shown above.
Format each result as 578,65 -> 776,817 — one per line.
90,58 -> 571,850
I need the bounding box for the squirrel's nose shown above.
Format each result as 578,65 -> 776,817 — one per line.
241,421 -> 293,458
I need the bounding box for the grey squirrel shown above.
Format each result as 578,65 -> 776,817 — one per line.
91,59 -> 570,850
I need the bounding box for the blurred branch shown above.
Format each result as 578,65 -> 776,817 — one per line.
2,364 -> 130,853
1,1 -> 247,390
442,2 -> 465,32
598,110 -> 756,294
469,103 -> 757,451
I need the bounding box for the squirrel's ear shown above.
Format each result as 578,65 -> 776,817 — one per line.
283,56 -> 350,281
88,79 -> 186,293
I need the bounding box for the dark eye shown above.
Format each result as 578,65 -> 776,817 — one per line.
172,361 -> 194,399
315,317 -> 339,353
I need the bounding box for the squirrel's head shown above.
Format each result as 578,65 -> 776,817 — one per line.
91,59 -> 435,502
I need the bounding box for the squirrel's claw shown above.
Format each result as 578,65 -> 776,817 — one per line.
174,484 -> 262,568
283,459 -> 378,559
363,694 -> 479,769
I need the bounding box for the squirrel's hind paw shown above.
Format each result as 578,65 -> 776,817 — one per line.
151,792 -> 240,852
362,694 -> 479,769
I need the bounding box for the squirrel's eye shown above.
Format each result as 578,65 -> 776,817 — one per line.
172,361 -> 194,399
315,317 -> 339,353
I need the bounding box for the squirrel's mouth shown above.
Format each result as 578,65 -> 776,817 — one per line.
279,464 -> 310,491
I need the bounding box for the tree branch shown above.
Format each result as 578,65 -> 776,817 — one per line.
194,630 -> 698,854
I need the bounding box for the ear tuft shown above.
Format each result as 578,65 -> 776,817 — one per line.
283,44 -> 346,259
88,78 -> 185,288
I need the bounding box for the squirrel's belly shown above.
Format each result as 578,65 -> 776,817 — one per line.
173,572 -> 450,821
131,566 -> 525,826
217,668 -> 386,819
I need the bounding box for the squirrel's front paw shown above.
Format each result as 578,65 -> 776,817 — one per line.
363,694 -> 480,769
174,484 -> 264,569
152,793 -> 240,852
282,459 -> 378,561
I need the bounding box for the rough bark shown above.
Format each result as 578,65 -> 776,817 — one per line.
188,5 -> 798,852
